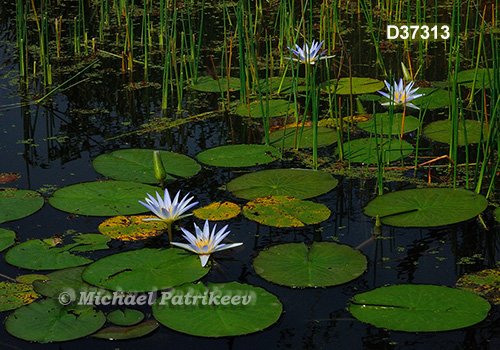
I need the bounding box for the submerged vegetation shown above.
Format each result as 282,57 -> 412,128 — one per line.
1,0 -> 500,347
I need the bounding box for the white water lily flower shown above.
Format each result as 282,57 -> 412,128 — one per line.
378,78 -> 424,110
285,40 -> 334,65
171,220 -> 243,267
139,189 -> 198,223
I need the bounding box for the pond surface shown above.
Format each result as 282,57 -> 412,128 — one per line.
1,0 -> 500,349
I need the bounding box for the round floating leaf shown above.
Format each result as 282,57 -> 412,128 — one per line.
0,228 -> 16,252
495,207 -> 500,222
268,126 -> 338,149
349,284 -> 491,332
412,88 -> 451,110
455,68 -> 494,89
423,119 -> 485,145
98,215 -> 168,241
16,274 -> 48,284
0,281 -> 39,312
456,268 -> 500,305
92,321 -> 159,340
49,181 -> 159,216
189,76 -> 240,92
357,112 -> 420,135
321,77 -> 384,95
197,144 -> 281,167
5,299 -> 105,343
70,234 -> 111,252
227,168 -> 338,200
258,76 -> 304,94
6,239 -> 92,270
254,242 -> 367,287
243,196 -> 331,227
93,149 -> 200,184
152,282 -> 282,337
341,138 -> 414,163
107,309 -> 145,326
364,188 -> 488,227
0,188 -> 44,224
0,172 -> 20,184
193,202 -> 241,221
82,248 -> 209,292
235,99 -> 293,118
32,266 -> 111,302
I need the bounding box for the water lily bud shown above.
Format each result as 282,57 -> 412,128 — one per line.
401,62 -> 412,81
153,151 -> 167,187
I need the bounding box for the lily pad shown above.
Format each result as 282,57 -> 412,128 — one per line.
93,149 -> 201,184
423,119 -> 485,145
456,268 -> 500,305
341,138 -> 414,163
5,239 -> 93,270
268,126 -> 338,149
98,215 -> 168,241
364,188 -> 488,227
107,309 -> 145,326
152,282 -> 282,337
0,281 -> 39,312
235,99 -> 293,118
92,320 -> 159,340
82,248 -> 209,292
0,228 -> 16,252
70,234 -> 111,252
349,284 -> 491,332
412,88 -> 451,110
321,77 -> 384,95
0,188 -> 44,224
253,242 -> 367,287
5,299 -> 105,343
455,68 -> 494,89
357,112 -> 420,135
190,76 -> 241,92
32,266 -> 112,302
227,168 -> 338,200
193,202 -> 241,221
258,76 -> 304,94
197,144 -> 281,167
243,196 -> 331,227
49,181 -> 159,216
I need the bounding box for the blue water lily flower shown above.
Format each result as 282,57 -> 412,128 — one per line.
378,78 -> 424,110
171,220 -> 243,267
139,189 -> 198,223
286,40 -> 334,65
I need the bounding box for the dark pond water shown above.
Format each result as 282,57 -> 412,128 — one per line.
1,0 -> 500,349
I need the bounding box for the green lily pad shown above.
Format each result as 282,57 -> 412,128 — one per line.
423,119 -> 485,145
0,228 -> 16,252
93,149 -> 201,184
357,112 -> 420,135
455,68 -> 494,89
98,215 -> 168,241
5,239 -> 93,270
243,196 -> 331,227
227,168 -> 338,200
32,266 -> 112,302
341,138 -> 414,163
82,248 -> 209,292
49,181 -> 159,216
5,299 -> 106,343
349,284 -> 491,332
258,76 -> 304,94
92,320 -> 159,340
107,309 -> 145,326
235,99 -> 293,118
190,76 -> 241,92
495,207 -> 500,222
412,88 -> 451,110
16,274 -> 48,284
0,188 -> 44,224
268,126 -> 338,149
0,281 -> 39,312
197,144 -> 281,167
70,234 -> 111,252
253,242 -> 367,287
456,268 -> 500,305
321,77 -> 384,95
364,188 -> 488,227
152,282 -> 282,337
193,202 -> 241,221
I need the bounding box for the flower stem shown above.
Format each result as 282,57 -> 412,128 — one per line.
167,222 -> 173,246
